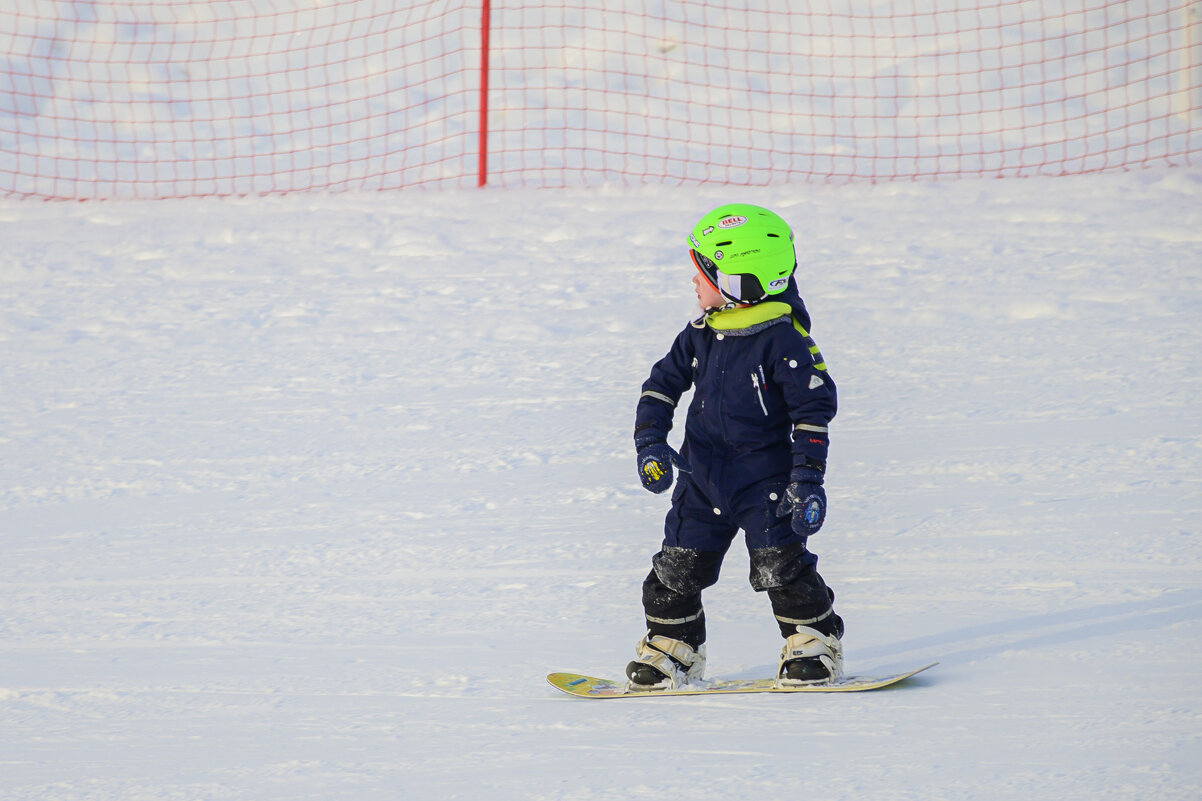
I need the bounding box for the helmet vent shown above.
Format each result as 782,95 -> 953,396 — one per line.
766,233 -> 780,237
715,240 -> 732,246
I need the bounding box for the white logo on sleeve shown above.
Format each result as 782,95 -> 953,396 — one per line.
809,375 -> 825,390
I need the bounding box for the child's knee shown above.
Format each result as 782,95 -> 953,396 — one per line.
747,541 -> 817,591
650,546 -> 725,595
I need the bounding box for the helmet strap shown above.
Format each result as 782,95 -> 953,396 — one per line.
690,300 -> 741,327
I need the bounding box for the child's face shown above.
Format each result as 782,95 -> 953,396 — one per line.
693,270 -> 726,310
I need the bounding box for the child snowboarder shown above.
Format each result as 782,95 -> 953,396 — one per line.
628,203 -> 844,690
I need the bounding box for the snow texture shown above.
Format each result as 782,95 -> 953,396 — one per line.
1,169 -> 1200,800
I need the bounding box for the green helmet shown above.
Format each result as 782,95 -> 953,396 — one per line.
687,203 -> 796,304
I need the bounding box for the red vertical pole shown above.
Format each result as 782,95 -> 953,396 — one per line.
478,0 -> 491,187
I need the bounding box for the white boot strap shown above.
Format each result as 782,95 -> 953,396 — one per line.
647,635 -> 698,667
783,627 -> 841,659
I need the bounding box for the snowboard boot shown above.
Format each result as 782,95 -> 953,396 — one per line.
625,632 -> 706,690
777,625 -> 843,686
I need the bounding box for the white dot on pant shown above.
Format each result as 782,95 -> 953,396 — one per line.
712,507 -> 722,515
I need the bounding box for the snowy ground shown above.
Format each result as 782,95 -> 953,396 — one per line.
1,169 -> 1200,800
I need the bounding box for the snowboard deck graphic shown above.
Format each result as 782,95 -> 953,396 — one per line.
547,662 -> 937,698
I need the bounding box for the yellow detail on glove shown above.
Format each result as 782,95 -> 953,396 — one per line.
642,461 -> 665,481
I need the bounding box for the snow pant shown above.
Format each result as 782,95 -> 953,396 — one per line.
641,473 -> 843,649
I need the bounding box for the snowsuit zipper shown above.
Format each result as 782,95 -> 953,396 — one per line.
751,369 -> 768,416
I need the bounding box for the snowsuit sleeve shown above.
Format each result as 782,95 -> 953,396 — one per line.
771,322 -> 838,473
634,327 -> 695,444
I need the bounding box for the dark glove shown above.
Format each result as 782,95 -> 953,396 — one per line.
636,441 -> 690,494
775,469 -> 826,535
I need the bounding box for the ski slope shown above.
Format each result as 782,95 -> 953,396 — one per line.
1,169 -> 1200,800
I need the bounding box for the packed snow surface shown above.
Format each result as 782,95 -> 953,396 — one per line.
1,170 -> 1200,799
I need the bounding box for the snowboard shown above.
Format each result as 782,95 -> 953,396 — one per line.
547,661 -> 937,698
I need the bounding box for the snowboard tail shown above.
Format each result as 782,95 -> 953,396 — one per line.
547,662 -> 937,698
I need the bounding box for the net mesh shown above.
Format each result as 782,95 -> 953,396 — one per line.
2,0 -> 1198,199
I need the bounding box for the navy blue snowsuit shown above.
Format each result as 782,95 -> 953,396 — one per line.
634,284 -> 844,648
